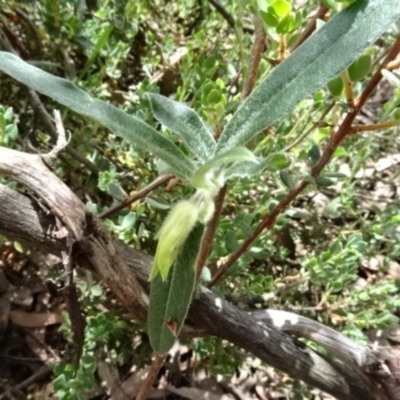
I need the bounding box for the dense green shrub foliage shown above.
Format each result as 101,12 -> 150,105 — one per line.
1,0 -> 400,398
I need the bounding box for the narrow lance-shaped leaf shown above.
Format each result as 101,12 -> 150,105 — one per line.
216,0 -> 400,154
79,24 -> 114,79
0,52 -> 196,179
147,93 -> 216,162
148,223 -> 204,355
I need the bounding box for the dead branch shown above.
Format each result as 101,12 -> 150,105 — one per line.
0,145 -> 389,399
0,147 -> 148,319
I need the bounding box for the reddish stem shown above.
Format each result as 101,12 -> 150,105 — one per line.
208,35 -> 400,288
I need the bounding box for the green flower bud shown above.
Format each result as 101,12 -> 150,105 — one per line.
149,200 -> 199,281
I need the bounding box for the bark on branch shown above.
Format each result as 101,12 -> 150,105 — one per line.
0,146 -> 396,399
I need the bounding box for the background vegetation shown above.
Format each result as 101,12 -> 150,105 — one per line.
0,0 -> 400,399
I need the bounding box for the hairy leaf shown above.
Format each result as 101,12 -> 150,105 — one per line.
224,152 -> 290,179
216,0 -> 400,153
192,147 -> 258,188
0,52 -> 195,178
148,224 -> 204,355
147,93 -> 216,162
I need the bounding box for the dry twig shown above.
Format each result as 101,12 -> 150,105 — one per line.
99,174 -> 173,219
136,355 -> 166,400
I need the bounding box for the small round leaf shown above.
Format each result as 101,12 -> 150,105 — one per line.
348,54 -> 372,82
276,13 -> 296,34
260,10 -> 279,27
207,89 -> 222,105
269,0 -> 292,17
90,284 -> 103,297
121,212 -> 136,229
266,152 -> 291,169
327,75 -> 344,97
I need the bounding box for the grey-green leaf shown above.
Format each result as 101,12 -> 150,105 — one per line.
308,145 -> 321,167
238,220 -> 253,237
315,176 -> 335,187
216,0 -> 400,154
147,93 -> 216,162
265,152 -> 291,170
0,52 -> 195,179
148,224 -> 204,355
145,196 -> 171,210
280,170 -> 295,189
286,208 -> 311,219
225,229 -> 240,252
224,161 -> 263,179
192,147 -> 258,188
224,152 -> 290,179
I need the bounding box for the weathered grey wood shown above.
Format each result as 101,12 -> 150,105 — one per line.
0,147 -> 149,318
251,309 -> 367,366
0,184 -> 65,254
191,287 -> 377,399
0,146 -> 385,399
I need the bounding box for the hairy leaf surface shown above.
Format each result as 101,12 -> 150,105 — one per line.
216,0 -> 400,153
147,93 -> 216,162
0,52 -> 195,178
148,224 -> 204,354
